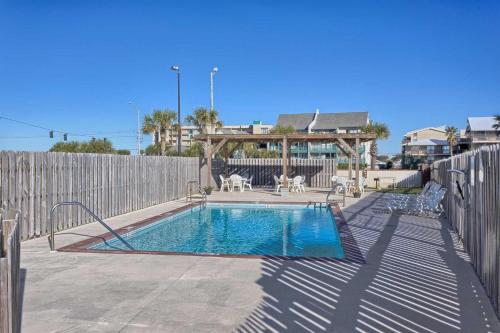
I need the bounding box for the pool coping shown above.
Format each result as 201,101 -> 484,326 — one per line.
57,200 -> 348,260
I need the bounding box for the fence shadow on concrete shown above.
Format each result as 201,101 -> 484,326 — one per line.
234,193 -> 498,333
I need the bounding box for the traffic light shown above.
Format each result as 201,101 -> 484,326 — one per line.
49,131 -> 54,138
63,133 -> 68,141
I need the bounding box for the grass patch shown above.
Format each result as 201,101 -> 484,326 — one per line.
377,187 -> 422,194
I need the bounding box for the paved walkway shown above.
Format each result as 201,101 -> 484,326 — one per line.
20,191 -> 500,332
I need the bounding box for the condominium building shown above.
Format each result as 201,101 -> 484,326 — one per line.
270,110 -> 371,164
401,126 -> 451,168
153,121 -> 274,149
465,117 -> 500,149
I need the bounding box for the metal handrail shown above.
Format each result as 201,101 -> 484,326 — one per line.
326,187 -> 346,207
48,201 -> 134,251
185,180 -> 207,205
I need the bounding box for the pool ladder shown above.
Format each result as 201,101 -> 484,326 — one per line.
185,180 -> 207,206
48,201 -> 134,252
326,188 -> 346,207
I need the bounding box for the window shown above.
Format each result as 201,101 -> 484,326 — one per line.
443,145 -> 450,154
262,128 -> 269,134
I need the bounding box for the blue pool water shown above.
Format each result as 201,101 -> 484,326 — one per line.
91,203 -> 344,258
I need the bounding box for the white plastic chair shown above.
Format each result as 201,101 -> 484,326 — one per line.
299,176 -> 306,192
219,175 -> 231,192
289,176 -> 303,193
332,176 -> 348,194
230,174 -> 243,192
273,175 -> 282,193
243,176 -> 253,191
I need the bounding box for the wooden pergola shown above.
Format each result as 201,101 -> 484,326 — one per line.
194,133 -> 377,191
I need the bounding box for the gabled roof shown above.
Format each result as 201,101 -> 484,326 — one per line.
276,113 -> 315,131
467,117 -> 497,131
276,111 -> 369,131
404,125 -> 446,137
313,112 -> 369,130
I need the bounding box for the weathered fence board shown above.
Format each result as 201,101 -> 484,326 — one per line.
0,152 -> 200,240
210,158 -> 337,188
0,210 -> 21,333
432,144 -> 500,316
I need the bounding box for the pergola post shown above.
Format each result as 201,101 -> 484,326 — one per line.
355,137 -> 360,191
206,137 -> 212,187
348,153 -> 353,180
223,146 -> 229,178
282,135 -> 288,187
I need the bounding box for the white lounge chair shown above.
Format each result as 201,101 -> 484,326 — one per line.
230,174 -> 243,192
219,175 -> 231,192
243,176 -> 253,191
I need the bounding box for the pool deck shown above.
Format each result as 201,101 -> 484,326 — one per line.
20,189 -> 500,332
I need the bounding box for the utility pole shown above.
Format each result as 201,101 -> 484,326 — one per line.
170,66 -> 182,154
129,101 -> 142,155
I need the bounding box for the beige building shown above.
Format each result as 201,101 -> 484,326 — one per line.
401,126 -> 451,168
153,121 -> 274,149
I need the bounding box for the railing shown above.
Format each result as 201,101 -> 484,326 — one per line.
185,181 -> 207,205
326,188 -> 346,207
0,209 -> 21,333
48,202 -> 134,251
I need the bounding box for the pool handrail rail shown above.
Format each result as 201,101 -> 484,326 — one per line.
48,201 -> 134,252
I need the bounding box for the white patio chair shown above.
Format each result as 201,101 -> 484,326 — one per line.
273,175 -> 282,193
230,174 -> 243,192
289,176 -> 303,193
332,176 -> 348,194
299,176 -> 306,192
243,176 -> 253,191
219,175 -> 231,192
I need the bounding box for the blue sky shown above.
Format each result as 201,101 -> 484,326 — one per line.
1,0 -> 499,154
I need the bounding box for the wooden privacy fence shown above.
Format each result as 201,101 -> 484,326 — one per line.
0,152 -> 200,240
432,144 -> 500,315
211,158 -> 337,188
0,210 -> 21,333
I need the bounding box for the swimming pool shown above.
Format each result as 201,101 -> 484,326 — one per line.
89,203 -> 344,258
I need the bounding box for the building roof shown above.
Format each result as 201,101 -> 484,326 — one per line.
312,112 -> 369,130
467,117 -> 497,131
404,139 -> 449,146
276,113 -> 315,131
404,125 -> 446,137
276,111 -> 369,131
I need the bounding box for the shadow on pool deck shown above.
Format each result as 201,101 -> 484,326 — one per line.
234,193 -> 500,333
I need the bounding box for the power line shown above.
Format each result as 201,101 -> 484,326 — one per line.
0,115 -> 136,139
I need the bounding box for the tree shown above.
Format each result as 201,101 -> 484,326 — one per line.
445,126 -> 458,157
185,107 -> 223,134
144,143 -> 162,156
270,125 -> 296,134
361,122 -> 390,169
142,109 -> 177,156
182,142 -> 204,157
116,149 -> 131,155
494,114 -> 500,131
377,155 -> 390,162
49,138 -> 116,154
49,141 -> 80,153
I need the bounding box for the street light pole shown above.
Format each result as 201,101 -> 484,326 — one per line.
170,66 -> 181,155
129,101 -> 142,155
210,67 -> 218,111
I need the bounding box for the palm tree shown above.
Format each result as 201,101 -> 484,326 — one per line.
142,109 -> 177,156
493,114 -> 500,131
185,107 -> 223,134
445,126 -> 458,157
361,121 -> 390,169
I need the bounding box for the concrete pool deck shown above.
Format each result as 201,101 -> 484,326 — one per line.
20,189 -> 500,332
